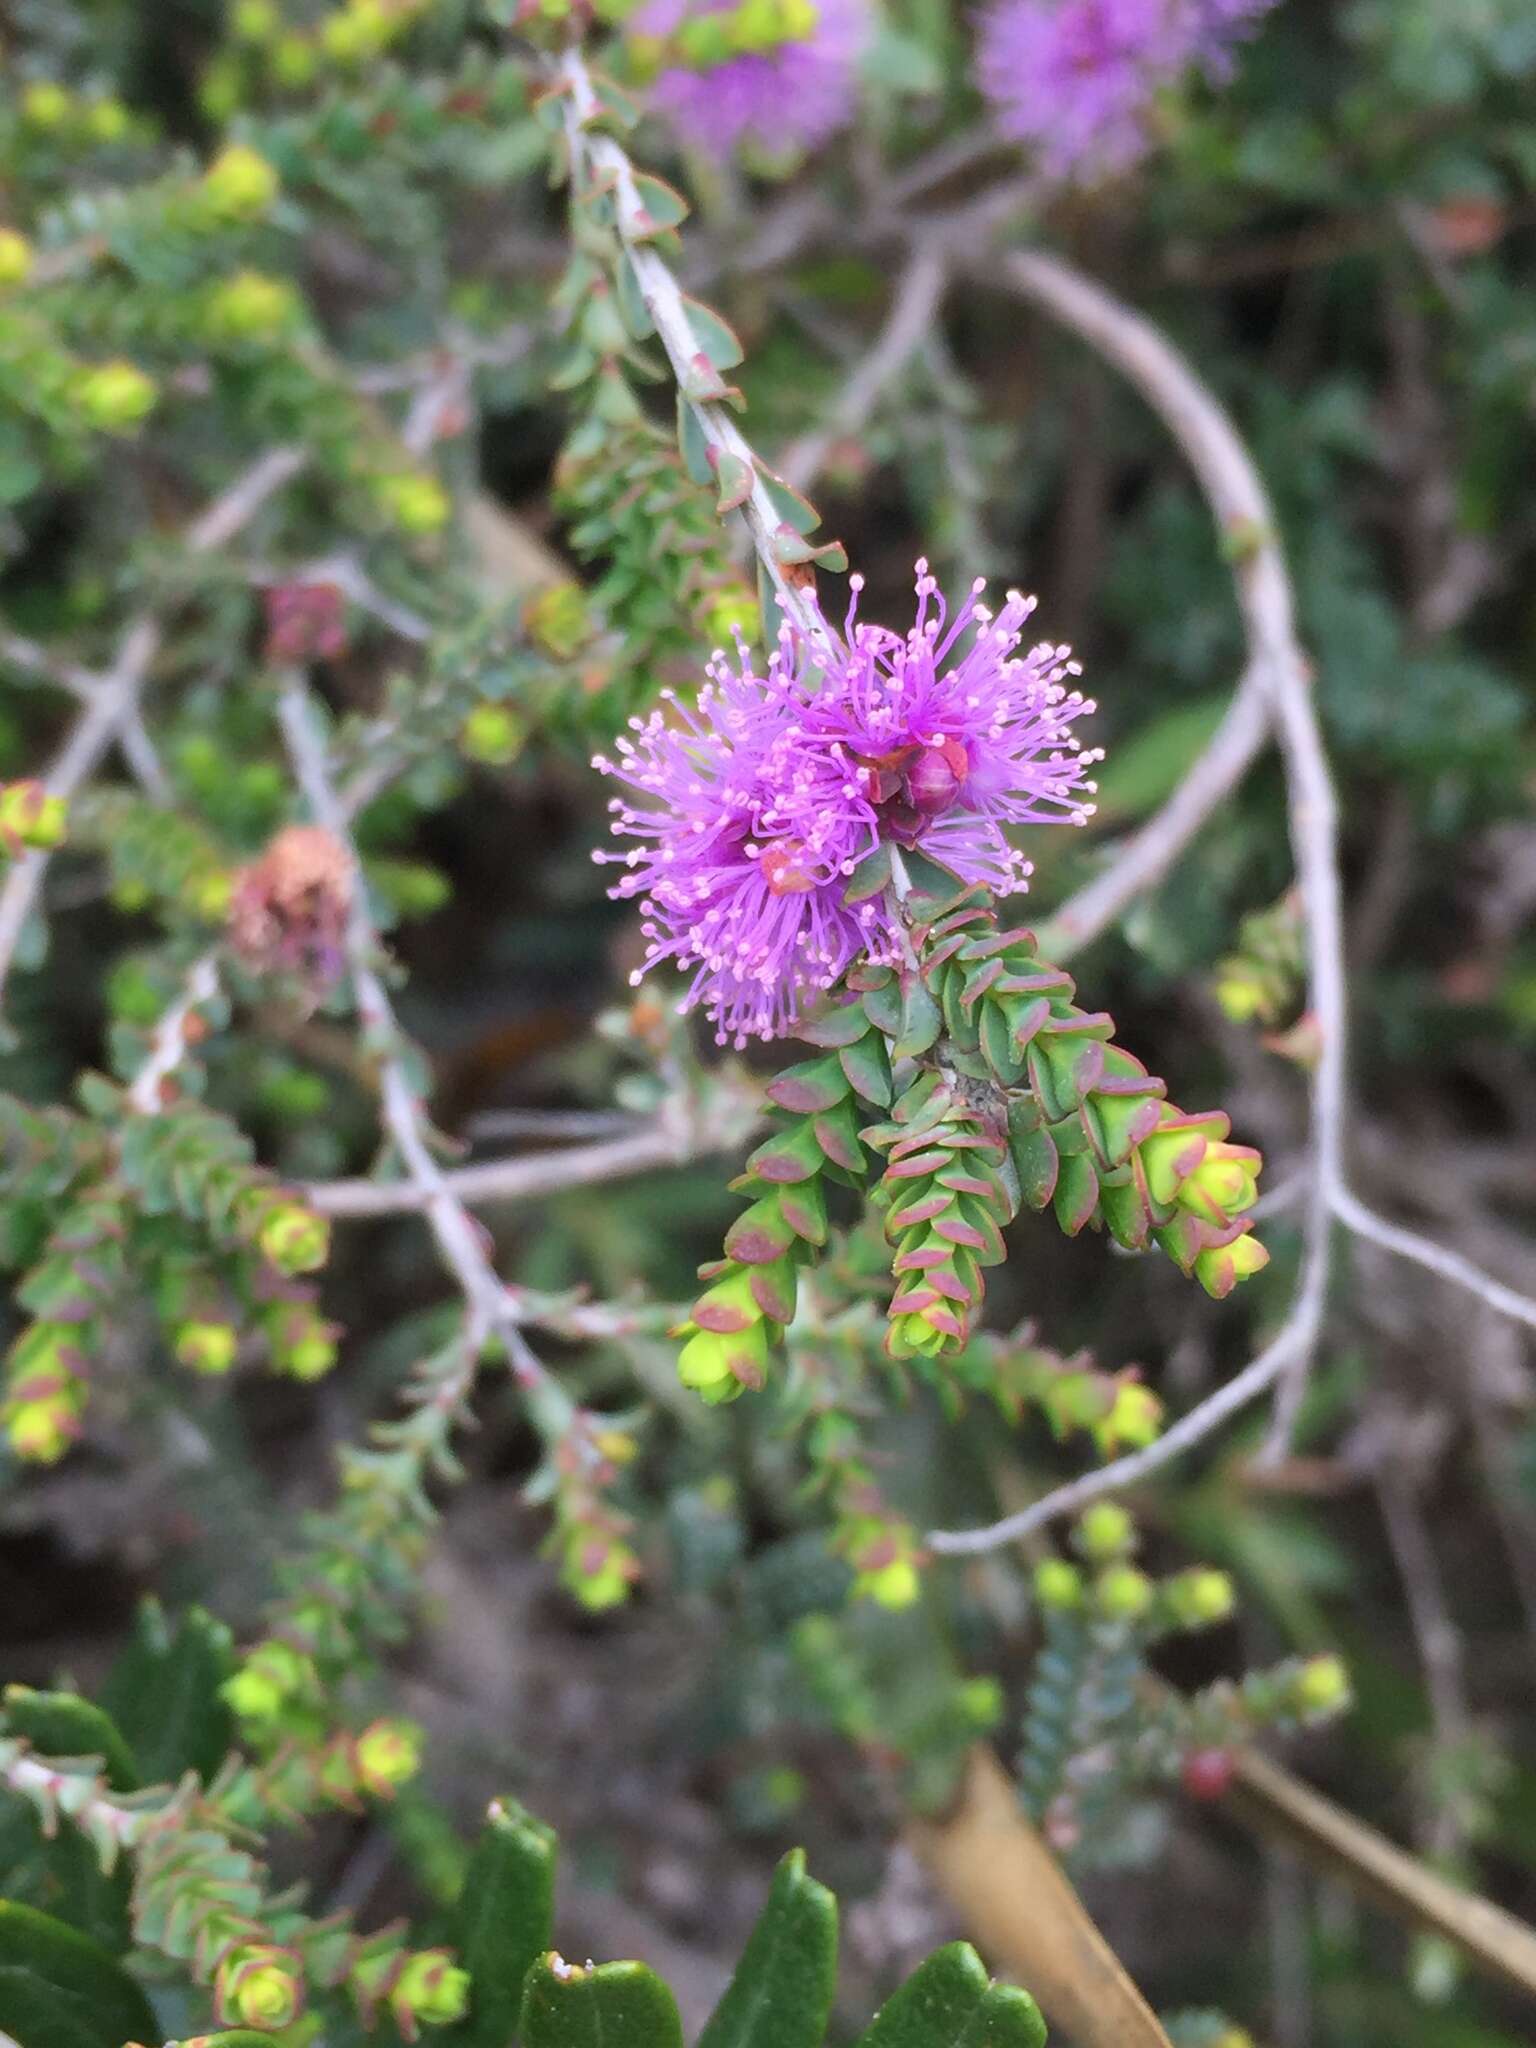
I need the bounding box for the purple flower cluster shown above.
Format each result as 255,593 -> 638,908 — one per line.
594,564 -> 1100,1047
977,0 -> 1278,181
634,0 -> 869,161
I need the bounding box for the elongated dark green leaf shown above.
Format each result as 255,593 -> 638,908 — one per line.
447,1796 -> 558,2047
1,1690 -> 139,1793
697,1850 -> 837,2048
521,1954 -> 684,2048
98,1599 -> 234,1782
0,1900 -> 157,2048
842,843 -> 893,906
855,1943 -> 1045,2048
891,980 -> 943,1062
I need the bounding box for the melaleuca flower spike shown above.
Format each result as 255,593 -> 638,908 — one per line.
593,560 -> 1100,1049
632,0 -> 871,161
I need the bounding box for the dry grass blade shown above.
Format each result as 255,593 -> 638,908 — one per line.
905,1745 -> 1172,2048
1228,1746 -> 1536,2001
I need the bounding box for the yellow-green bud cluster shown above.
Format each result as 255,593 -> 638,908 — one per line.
197,144 -> 281,224
215,1944 -> 304,2031
629,0 -> 820,79
204,269 -> 301,342
2,1322 -> 87,1464
221,1636 -> 319,1725
843,1515 -> 924,1610
557,1525 -> 641,1611
0,232 -> 35,289
72,360 -> 158,434
374,471 -> 452,535
0,781 -> 67,852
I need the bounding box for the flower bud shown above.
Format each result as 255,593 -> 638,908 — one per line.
355,1718 -> 422,1796
0,781 -> 67,850
205,269 -> 299,341
222,1637 -> 314,1723
257,1200 -> 329,1274
390,1950 -> 471,2030
1033,1557 -> 1084,1610
1096,1378 -> 1161,1454
175,1320 -> 239,1376
85,99 -> 129,144
1165,1567 -> 1236,1629
1074,1500 -> 1136,1562
21,82 -> 72,131
216,1944 -> 303,2031
0,232 -> 35,289
904,737 -> 969,817
1180,1747 -> 1235,1802
1093,1563 -> 1154,1622
4,1390 -> 79,1464
524,580 -> 591,658
958,1676 -> 1003,1728
676,1320 -> 768,1402
200,144 -> 280,222
460,703 -> 525,766
1291,1653 -> 1350,1720
272,33 -> 320,85
1192,1228 -> 1269,1299
375,472 -> 451,535
676,15 -> 734,65
565,1533 -> 640,1610
73,360 -> 158,434
232,0 -> 280,38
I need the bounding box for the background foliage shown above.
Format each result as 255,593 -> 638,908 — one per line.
1,2 -> 1535,2045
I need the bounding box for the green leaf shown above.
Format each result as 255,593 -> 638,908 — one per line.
631,172 -> 690,232
754,471 -> 821,538
839,1029 -> 893,1108
1,1691 -> 139,1794
682,296 -> 745,371
177,2035 -> 283,2047
893,849 -> 969,920
98,1600 -> 234,1783
0,1790 -> 130,1955
766,1053 -> 851,1114
448,1796 -> 558,2048
715,450 -> 753,514
891,980 -> 943,1062
842,843 -> 892,905
615,256 -> 655,340
677,396 -> 714,485
698,1850 -> 837,2048
855,1943 -> 1045,2048
521,1955 -> 685,2048
0,1901 -> 157,2048
1090,696 -> 1230,824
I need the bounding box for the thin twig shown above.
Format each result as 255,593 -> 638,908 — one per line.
558,50 -> 834,656
992,250 -> 1346,1465
1043,662 -> 1273,959
0,448 -> 306,1011
1331,1184 -> 1536,1334
306,1123 -> 705,1218
928,253 -> 1342,1550
927,1317 -> 1309,1554
276,678 -> 566,1405
779,247 -> 948,492
127,952 -> 222,1115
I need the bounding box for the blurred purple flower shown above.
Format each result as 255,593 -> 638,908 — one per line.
593,563 -> 1099,1046
635,0 -> 869,161
977,0 -> 1278,181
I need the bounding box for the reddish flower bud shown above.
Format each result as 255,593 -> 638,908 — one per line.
1181,1748 -> 1235,1802
263,581 -> 347,665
